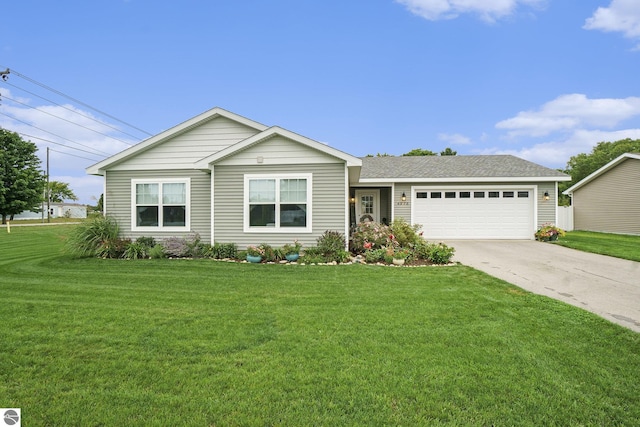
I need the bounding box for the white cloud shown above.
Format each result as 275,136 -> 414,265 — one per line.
0,91 -> 136,204
395,0 -> 546,23
495,94 -> 640,137
480,128 -> 640,168
584,0 -> 640,47
438,132 -> 472,145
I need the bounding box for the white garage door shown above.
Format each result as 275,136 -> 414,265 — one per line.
413,189 -> 534,239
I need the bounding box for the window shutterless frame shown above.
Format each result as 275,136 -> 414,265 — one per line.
243,173 -> 312,233
131,178 -> 191,232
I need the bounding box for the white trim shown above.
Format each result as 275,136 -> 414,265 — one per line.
361,176 -> 570,184
196,127 -> 362,169
243,173 -> 313,234
554,181 -> 559,225
563,153 -> 640,194
344,165 -> 350,249
102,171 -> 108,216
131,178 -> 191,232
87,107 -> 267,175
210,169 -> 215,243
355,189 -> 381,223
533,187 -> 539,231
391,186 -> 396,223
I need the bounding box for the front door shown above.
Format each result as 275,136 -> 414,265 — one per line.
355,189 -> 380,223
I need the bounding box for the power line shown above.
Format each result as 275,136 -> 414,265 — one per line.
0,66 -> 153,136
1,93 -> 135,146
3,80 -> 143,141
14,131 -> 107,160
0,111 -> 112,156
48,147 -> 103,163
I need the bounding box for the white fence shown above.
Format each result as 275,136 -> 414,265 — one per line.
557,206 -> 574,231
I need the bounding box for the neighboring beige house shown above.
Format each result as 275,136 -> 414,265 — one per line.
86,107 -> 570,246
563,153 -> 640,235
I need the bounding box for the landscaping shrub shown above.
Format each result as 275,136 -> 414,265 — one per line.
389,218 -> 423,247
208,242 -> 238,259
300,231 -> 350,263
364,248 -> 386,263
162,237 -> 190,257
425,242 -> 455,264
261,243 -> 277,262
123,241 -> 148,260
351,221 -> 392,253
136,236 -> 156,248
149,244 -> 165,259
317,230 -> 346,255
65,216 -> 120,258
96,237 -> 130,259
161,234 -> 204,258
299,246 -> 327,264
535,224 -> 566,241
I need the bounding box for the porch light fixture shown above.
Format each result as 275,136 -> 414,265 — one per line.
543,191 -> 550,201
401,192 -> 406,201
350,196 -> 356,203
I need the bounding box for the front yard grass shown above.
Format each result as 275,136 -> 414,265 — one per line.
1,226 -> 639,425
555,230 -> 640,262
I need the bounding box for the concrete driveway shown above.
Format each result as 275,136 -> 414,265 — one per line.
446,240 -> 640,333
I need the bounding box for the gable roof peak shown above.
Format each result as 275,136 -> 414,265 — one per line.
86,107 -> 268,175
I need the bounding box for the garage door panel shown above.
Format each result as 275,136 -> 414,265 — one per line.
413,188 -> 533,239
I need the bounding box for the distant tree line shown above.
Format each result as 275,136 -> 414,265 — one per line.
367,147 -> 458,157
0,129 -> 79,224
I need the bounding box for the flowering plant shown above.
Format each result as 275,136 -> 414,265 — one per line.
534,224 -> 566,241
282,240 -> 302,255
246,244 -> 266,257
392,248 -> 410,260
351,221 -> 392,252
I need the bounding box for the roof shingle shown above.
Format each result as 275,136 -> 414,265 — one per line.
360,155 -> 568,180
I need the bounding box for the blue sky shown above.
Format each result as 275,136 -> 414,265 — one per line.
1,0 -> 640,204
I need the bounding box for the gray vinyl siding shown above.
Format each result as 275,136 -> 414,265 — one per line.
536,182 -> 557,227
214,163 -> 347,249
573,158 -> 640,235
216,135 -> 341,166
110,116 -> 259,170
105,169 -> 211,241
394,183 -> 412,222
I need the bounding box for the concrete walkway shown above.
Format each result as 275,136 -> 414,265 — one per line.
446,240 -> 640,333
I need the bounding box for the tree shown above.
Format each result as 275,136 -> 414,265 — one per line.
0,129 -> 46,224
440,147 -> 457,156
48,181 -> 78,203
403,148 -> 436,156
560,138 -> 640,205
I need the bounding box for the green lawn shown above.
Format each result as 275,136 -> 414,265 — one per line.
1,226 -> 639,426
555,230 -> 640,262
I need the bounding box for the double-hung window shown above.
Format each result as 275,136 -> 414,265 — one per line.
132,179 -> 190,231
244,174 -> 312,232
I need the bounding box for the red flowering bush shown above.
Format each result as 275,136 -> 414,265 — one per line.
351,221 -> 392,253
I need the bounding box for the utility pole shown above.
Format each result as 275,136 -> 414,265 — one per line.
47,147 -> 50,223
0,69 -> 8,105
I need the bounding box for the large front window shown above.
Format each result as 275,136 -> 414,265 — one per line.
132,179 -> 190,230
245,174 -> 311,232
